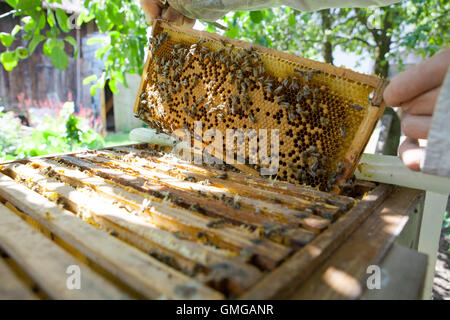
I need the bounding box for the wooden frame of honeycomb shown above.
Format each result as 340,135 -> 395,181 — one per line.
134,21 -> 387,193
0,145 -> 391,299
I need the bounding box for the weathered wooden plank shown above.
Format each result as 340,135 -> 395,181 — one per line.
290,187 -> 424,299
6,162 -> 262,295
81,150 -> 323,229
0,257 -> 37,300
240,184 -> 392,299
0,203 -> 129,300
80,151 -> 322,245
361,244 -> 427,300
0,173 -> 224,299
54,155 -> 292,270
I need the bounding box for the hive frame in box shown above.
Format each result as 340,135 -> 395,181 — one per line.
0,145 -> 397,299
134,20 -> 388,193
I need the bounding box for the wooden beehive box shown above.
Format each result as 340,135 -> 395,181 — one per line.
0,144 -> 400,299
135,21 -> 387,192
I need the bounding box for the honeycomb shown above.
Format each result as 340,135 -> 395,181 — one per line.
135,21 -> 387,192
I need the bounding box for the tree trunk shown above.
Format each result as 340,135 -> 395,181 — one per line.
320,9 -> 334,65
374,10 -> 400,155
374,43 -> 390,78
374,10 -> 392,78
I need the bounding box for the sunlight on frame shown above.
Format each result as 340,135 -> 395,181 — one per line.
380,209 -> 406,235
323,267 -> 362,298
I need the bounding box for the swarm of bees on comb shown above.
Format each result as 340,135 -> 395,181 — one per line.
135,22 -> 386,193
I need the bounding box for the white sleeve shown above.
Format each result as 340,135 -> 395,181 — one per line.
422,69 -> 450,178
168,0 -> 400,21
284,0 -> 400,12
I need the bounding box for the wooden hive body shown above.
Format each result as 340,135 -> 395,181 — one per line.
135,21 -> 387,193
0,145 -> 394,299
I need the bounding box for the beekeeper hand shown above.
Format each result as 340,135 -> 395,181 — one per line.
140,0 -> 195,27
383,48 -> 450,171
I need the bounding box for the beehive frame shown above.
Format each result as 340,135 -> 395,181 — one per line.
135,21 -> 387,193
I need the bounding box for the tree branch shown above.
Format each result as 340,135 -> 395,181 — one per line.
333,35 -> 376,47
354,8 -> 379,41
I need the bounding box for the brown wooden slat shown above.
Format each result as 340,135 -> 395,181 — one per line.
291,187 -> 424,299
115,145 -> 355,210
54,155 -> 292,270
0,173 -> 224,300
97,148 -> 334,229
240,184 -> 392,299
80,151 -> 321,242
6,162 -> 262,295
0,203 -> 129,300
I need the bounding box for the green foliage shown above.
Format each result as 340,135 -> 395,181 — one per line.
0,105 -> 104,161
1,0 -> 448,90
444,210 -> 450,234
0,107 -> 23,160
0,0 -> 148,94
204,0 -> 449,77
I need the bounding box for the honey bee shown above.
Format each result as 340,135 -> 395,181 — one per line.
274,86 -> 283,95
276,95 -> 286,104
207,219 -> 227,229
294,68 -> 307,78
349,103 -> 363,111
259,64 -> 265,74
282,76 -> 290,87
264,86 -> 273,95
320,116 -> 329,127
340,125 -> 347,137
217,173 -> 228,179
290,80 -> 300,90
231,103 -> 239,115
192,75 -> 199,86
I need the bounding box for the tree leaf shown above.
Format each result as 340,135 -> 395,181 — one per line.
288,14 -> 296,27
47,8 -> 56,28
55,8 -> 70,33
50,46 -> 69,70
16,0 -> 40,10
11,25 -> 21,37
65,36 -> 78,57
0,33 -> 14,47
82,75 -> 97,85
249,11 -> 264,24
0,51 -> 19,71
16,47 -> 29,59
28,33 -> 45,54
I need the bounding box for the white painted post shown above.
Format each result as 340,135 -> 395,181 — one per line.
355,154 -> 450,299
418,191 -> 447,299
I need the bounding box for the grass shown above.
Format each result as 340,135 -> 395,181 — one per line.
104,131 -> 134,147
